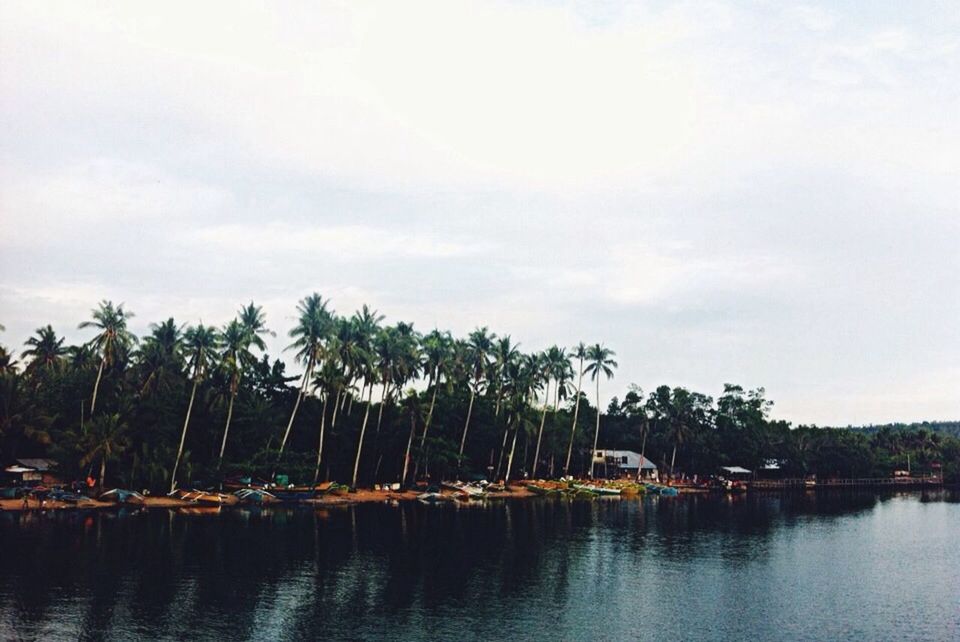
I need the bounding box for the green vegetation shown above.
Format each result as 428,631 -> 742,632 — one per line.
0,296 -> 957,490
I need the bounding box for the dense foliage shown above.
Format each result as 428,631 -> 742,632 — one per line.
0,298 -> 956,491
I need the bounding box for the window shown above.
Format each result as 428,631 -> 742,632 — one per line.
622,456 -> 628,464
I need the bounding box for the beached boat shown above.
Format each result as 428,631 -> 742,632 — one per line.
442,481 -> 487,499
233,488 -> 279,505
573,483 -> 621,496
170,489 -> 239,506
100,488 -> 146,505
644,483 -> 679,496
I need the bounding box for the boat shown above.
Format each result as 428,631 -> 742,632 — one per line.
100,488 -> 146,505
442,481 -> 487,499
233,488 -> 279,505
417,484 -> 451,504
169,489 -> 239,506
644,483 -> 679,496
573,483 -> 621,496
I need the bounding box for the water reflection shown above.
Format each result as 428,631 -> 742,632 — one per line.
1,490 -> 958,641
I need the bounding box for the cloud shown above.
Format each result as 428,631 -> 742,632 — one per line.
189,223 -> 488,261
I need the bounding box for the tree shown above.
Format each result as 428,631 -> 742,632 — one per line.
584,344 -> 617,478
137,318 -> 183,396
22,325 -> 67,375
458,327 -> 494,466
78,301 -> 137,416
169,323 -> 220,492
564,342 -> 587,476
413,329 -> 452,481
217,318 -> 258,466
278,294 -> 333,463
349,306 -> 383,487
79,413 -> 130,492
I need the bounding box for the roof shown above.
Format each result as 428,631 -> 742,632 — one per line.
594,450 -> 658,470
15,458 -> 58,471
721,466 -> 752,474
4,466 -> 35,473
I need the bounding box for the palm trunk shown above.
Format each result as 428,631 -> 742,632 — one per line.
670,440 -> 678,480
401,409 -> 416,486
99,454 -> 107,493
331,386 -> 342,430
351,385 -> 375,488
531,381 -> 551,479
217,390 -> 236,467
375,382 -> 388,434
638,423 -> 648,481
170,380 -> 198,493
90,357 -> 105,416
589,376 -> 601,478
505,417 -> 520,483
564,361 -> 584,476
278,358 -> 313,461
313,392 -> 329,485
459,385 -> 477,461
412,370 -> 439,482
495,423 -> 510,480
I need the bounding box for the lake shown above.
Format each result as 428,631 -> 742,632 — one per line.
1,491 -> 957,641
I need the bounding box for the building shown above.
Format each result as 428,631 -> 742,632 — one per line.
592,450 -> 658,479
3,458 -> 61,486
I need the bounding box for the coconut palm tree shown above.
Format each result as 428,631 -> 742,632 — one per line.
531,345 -> 570,478
584,344 -> 617,478
564,342 -> 587,476
492,335 -> 520,417
170,323 -> 220,492
80,413 -> 130,492
137,319 -> 183,396
238,301 -> 273,351
22,325 -> 67,375
79,301 -> 137,416
349,306 -> 382,487
399,389 -> 424,486
278,293 -> 333,462
413,329 -> 452,481
217,318 -> 257,466
458,327 -> 494,464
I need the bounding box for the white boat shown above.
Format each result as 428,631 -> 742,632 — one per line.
573,483 -> 621,496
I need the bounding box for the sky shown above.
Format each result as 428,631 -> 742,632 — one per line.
1,1 -> 957,426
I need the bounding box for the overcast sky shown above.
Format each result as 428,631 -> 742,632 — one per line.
1,1 -> 957,426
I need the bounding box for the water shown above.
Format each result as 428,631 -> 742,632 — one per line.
1,491 -> 958,641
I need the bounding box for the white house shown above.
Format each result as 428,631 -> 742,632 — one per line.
592,450 -> 658,479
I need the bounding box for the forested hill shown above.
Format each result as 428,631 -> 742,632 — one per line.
838,422 -> 960,439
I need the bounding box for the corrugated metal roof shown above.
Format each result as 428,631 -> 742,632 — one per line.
721,466 -> 752,474
15,458 -> 58,471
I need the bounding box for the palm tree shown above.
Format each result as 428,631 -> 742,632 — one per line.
413,329 -> 451,481
238,302 -> 273,350
278,293 -> 333,462
492,336 -> 519,417
399,389 -> 423,486
531,345 -> 569,478
564,342 -> 587,476
80,413 -> 130,492
217,318 -> 257,466
169,323 -> 220,492
137,319 -> 183,396
22,325 -> 67,374
584,344 -> 617,478
349,306 -> 382,487
458,327 -> 494,465
78,301 -> 137,416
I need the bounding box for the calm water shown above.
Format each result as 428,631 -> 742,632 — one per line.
1,491 -> 958,641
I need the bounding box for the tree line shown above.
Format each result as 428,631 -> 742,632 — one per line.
0,296 -> 957,491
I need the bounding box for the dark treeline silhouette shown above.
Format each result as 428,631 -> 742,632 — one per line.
0,297 -> 957,491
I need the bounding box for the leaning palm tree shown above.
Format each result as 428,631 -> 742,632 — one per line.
22,325 -> 67,374
584,344 -> 617,478
413,329 -> 451,481
78,301 -> 137,416
137,319 -> 183,396
170,323 -> 221,492
458,327 -> 494,464
277,293 -> 333,462
217,318 -> 256,466
80,413 -> 130,492
531,345 -> 569,478
564,342 -> 587,476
